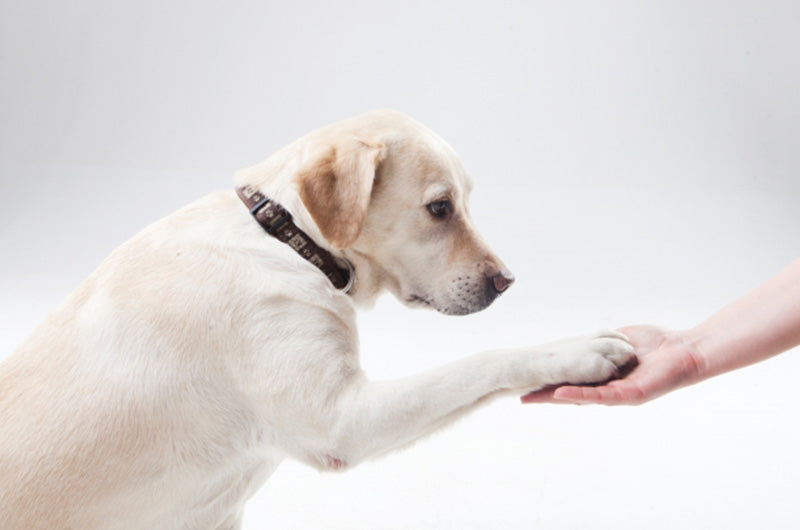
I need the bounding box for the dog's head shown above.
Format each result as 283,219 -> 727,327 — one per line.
244,110 -> 514,316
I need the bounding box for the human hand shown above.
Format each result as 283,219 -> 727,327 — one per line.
521,325 -> 704,405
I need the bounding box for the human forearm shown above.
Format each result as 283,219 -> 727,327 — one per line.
688,258 -> 800,380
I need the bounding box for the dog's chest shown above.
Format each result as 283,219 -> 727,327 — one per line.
178,456 -> 278,528
115,452 -> 281,530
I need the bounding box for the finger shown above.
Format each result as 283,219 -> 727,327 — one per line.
521,379 -> 647,406
521,385 -> 608,404
615,325 -> 640,337
552,385 -> 605,403
554,381 -> 645,405
520,387 -> 558,403
522,384 -> 624,405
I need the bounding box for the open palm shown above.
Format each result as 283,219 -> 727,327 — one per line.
521,325 -> 704,405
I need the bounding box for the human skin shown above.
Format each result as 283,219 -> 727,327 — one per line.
522,258 -> 800,405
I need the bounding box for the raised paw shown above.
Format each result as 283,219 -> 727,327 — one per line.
537,329 -> 636,388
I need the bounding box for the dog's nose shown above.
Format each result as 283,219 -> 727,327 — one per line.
489,269 -> 515,294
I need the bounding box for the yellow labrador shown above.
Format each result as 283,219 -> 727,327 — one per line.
0,110 -> 633,529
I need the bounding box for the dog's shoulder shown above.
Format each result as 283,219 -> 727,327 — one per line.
95,189 -> 359,350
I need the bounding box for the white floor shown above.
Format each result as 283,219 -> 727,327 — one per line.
1,165 -> 798,529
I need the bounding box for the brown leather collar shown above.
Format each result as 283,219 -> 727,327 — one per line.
236,186 -> 354,292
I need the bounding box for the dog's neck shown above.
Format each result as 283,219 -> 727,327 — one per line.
236,186 -> 354,293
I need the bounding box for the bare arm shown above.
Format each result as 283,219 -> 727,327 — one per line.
523,258 -> 800,405
693,257 -> 800,376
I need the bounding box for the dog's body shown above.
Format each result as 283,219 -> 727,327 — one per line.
0,110 -> 633,529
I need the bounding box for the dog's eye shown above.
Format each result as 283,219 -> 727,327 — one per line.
426,199 -> 452,219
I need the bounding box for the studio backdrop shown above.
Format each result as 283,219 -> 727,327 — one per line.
1,2 -> 799,529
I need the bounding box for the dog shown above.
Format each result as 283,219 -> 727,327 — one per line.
0,110 -> 634,529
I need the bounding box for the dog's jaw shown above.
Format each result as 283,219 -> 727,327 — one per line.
339,249 -> 388,309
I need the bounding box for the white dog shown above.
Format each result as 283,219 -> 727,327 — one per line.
0,110 -> 634,529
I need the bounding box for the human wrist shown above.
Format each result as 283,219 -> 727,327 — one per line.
671,326 -> 712,383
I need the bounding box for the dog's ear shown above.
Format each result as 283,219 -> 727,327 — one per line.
296,137 -> 386,249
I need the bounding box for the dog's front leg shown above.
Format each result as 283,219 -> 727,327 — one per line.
318,330 -> 633,470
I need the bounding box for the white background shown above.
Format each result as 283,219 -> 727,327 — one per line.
1,1 -> 799,528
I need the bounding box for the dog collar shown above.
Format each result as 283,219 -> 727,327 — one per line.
236,186 -> 354,293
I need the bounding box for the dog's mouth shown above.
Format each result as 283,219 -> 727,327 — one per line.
405,292 -> 495,316
407,294 -> 433,307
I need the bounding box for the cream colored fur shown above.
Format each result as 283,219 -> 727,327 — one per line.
0,110 -> 633,529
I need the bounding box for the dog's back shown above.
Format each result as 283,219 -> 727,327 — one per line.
0,191 -> 297,528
